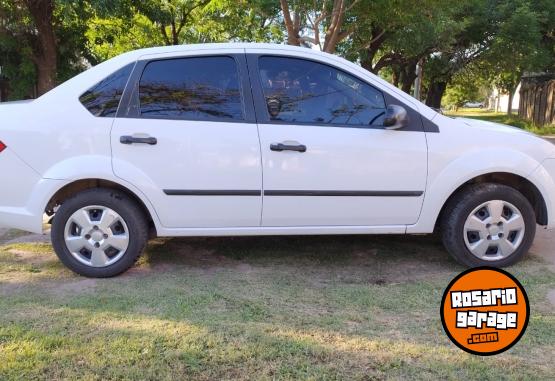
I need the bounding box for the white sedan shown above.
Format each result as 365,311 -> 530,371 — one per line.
1,43 -> 554,277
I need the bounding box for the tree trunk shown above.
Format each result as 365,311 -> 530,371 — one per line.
25,0 -> 57,95
322,0 -> 347,53
400,62 -> 417,94
361,58 -> 373,72
425,81 -> 448,109
171,21 -> 179,45
360,27 -> 387,74
279,0 -> 301,46
401,76 -> 413,93
392,67 -> 400,88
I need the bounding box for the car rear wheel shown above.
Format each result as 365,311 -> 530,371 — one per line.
441,183 -> 536,267
51,188 -> 148,277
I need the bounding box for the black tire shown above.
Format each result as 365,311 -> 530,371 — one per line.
440,183 -> 536,268
51,188 -> 148,277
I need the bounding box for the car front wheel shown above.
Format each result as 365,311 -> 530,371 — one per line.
51,188 -> 148,277
441,183 -> 536,267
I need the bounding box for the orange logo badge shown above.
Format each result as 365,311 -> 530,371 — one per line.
440,267 -> 529,355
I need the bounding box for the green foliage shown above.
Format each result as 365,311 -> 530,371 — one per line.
483,1 -> 551,94
86,14 -> 165,62
85,0 -> 283,62
0,0 -> 554,104
0,1 -> 36,99
442,71 -> 489,109
0,0 -> 92,98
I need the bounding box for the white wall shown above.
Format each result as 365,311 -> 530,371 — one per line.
489,83 -> 521,113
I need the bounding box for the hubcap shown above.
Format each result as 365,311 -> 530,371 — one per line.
64,206 -> 130,267
463,200 -> 525,261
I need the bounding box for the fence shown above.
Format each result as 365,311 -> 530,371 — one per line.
519,74 -> 555,126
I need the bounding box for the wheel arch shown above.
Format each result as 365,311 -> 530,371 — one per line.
435,172 -> 548,231
45,178 -> 159,235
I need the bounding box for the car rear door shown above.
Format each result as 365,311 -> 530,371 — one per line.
247,52 -> 429,227
111,50 -> 262,228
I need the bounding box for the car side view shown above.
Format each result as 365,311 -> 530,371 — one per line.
1,43 -> 555,277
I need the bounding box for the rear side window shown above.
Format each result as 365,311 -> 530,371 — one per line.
138,56 -> 244,121
258,56 -> 386,126
79,63 -> 133,117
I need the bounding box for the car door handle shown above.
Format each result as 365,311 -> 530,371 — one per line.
120,135 -> 157,145
270,142 -> 307,153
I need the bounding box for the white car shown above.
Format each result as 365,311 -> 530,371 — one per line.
463,102 -> 484,108
1,43 -> 554,277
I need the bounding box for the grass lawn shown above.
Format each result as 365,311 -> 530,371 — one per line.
445,108 -> 555,136
1,232 -> 554,380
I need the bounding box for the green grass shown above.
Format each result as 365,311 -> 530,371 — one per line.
0,234 -> 554,380
446,109 -> 555,136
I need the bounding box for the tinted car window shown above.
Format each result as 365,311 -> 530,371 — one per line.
79,63 -> 133,117
258,56 -> 386,126
139,56 -> 244,121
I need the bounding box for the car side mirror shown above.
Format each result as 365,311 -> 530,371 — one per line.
382,105 -> 408,130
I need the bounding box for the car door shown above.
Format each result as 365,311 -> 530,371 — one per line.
247,54 -> 428,227
111,51 -> 262,228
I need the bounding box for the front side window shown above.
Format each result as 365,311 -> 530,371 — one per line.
138,56 -> 244,121
258,56 -> 386,126
79,63 -> 133,117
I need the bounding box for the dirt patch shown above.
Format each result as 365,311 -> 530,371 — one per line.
0,281 -> 26,296
236,263 -> 254,273
0,228 -> 32,244
548,290 -> 555,306
4,232 -> 51,245
7,249 -> 54,265
530,229 -> 555,270
0,276 -> 98,297
47,278 -> 98,296
529,229 -> 555,307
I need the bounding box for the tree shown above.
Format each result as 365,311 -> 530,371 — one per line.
86,14 -> 164,62
133,0 -> 211,45
26,0 -> 57,94
0,0 -> 57,95
0,0 -> 92,97
339,0 -> 462,95
197,0 -> 283,43
422,0 -> 498,108
483,1 -> 552,114
86,0 -> 283,62
89,0 -> 215,48
279,0 -> 359,53
442,68 -> 490,110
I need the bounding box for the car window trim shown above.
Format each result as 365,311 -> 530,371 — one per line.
117,53 -> 256,123
246,53 -> 436,133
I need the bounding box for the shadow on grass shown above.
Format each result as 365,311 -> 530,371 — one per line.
145,234 -> 454,267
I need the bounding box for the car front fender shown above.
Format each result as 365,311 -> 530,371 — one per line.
407,148 -> 545,233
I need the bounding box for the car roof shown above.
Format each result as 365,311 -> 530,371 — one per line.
126,43 -> 318,58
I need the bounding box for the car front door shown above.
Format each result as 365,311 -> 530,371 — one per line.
111,51 -> 262,228
248,54 -> 428,227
